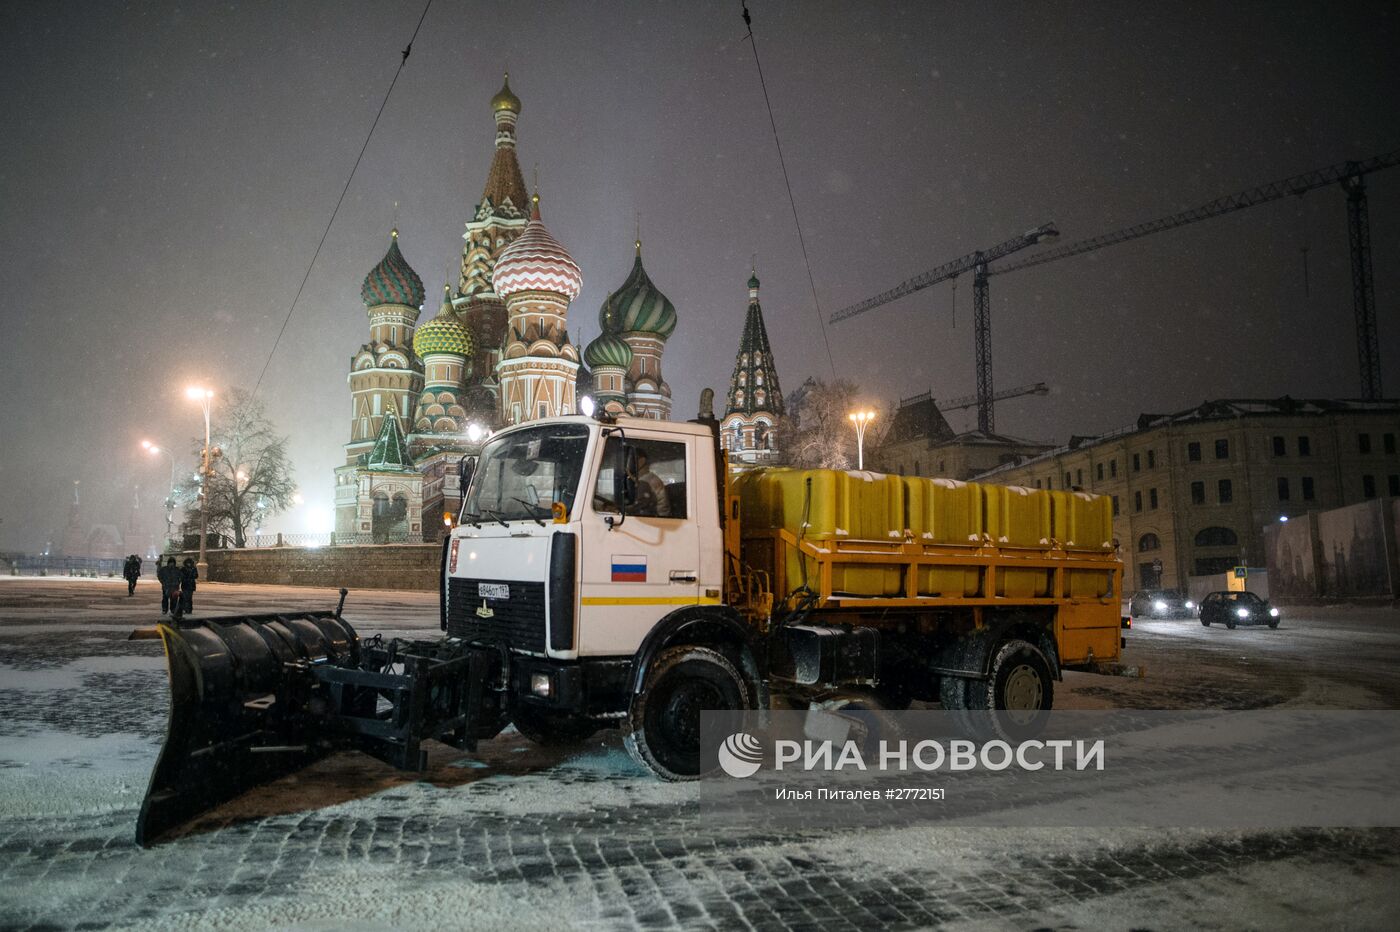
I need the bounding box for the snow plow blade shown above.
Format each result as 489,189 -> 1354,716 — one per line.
137,596 -> 500,847
136,608 -> 364,846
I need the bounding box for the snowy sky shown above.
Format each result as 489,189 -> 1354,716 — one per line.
1,1 -> 1397,550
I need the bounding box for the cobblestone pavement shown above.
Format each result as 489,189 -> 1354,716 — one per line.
2,579 -> 1398,929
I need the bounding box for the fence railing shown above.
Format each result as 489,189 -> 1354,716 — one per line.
6,556 -> 124,577
241,530 -> 423,548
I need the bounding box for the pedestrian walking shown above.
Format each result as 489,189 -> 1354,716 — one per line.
157,556 -> 179,615
178,557 -> 198,615
122,554 -> 142,596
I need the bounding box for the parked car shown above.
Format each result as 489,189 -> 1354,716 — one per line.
1198,590 -> 1280,629
1129,588 -> 1196,619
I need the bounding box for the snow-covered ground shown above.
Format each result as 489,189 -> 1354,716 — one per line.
1,578 -> 1398,929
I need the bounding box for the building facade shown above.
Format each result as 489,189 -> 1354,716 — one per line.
721,271 -> 785,464
335,75 -> 676,542
878,391 -> 1052,480
974,398 -> 1400,592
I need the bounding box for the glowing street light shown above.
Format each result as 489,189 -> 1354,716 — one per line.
140,440 -> 178,546
848,409 -> 876,470
465,422 -> 485,444
580,395 -> 596,418
187,386 -> 215,576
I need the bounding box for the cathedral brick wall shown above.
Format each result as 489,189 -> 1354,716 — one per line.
177,543 -> 441,591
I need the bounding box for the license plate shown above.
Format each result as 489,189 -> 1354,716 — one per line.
478,583 -> 509,600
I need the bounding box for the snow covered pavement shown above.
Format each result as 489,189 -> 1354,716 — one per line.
1,578 -> 1398,929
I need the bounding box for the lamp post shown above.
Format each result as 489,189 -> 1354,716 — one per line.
848,409 -> 876,470
186,387 -> 214,575
140,440 -> 177,547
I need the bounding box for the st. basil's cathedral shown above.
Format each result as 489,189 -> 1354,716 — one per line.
334,75 -> 784,544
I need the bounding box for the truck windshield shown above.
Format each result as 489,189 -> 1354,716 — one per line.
464,424 -> 590,522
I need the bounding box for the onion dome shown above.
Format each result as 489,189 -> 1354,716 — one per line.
413,285 -> 474,358
584,330 -> 634,369
491,72 -> 521,114
491,196 -> 583,300
599,241 -> 676,340
361,229 -> 425,308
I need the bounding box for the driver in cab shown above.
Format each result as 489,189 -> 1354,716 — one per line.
633,448 -> 670,517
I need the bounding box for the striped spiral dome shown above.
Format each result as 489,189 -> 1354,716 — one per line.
599,246 -> 676,340
583,331 -> 634,369
360,231 -> 425,308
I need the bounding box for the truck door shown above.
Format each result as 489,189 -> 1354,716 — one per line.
578,431 -> 701,656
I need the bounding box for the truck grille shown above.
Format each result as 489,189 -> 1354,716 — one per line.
446,578 -> 546,654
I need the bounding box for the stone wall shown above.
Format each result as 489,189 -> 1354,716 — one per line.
175,543 -> 443,591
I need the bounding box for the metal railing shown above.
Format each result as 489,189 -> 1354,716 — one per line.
6,555 -> 124,577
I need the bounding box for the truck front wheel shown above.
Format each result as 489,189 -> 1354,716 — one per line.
625,645 -> 752,781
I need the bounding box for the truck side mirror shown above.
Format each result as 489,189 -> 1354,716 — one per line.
456,455 -> 477,522
603,432 -> 636,530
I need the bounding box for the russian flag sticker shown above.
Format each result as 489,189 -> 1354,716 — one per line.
611,555 -> 647,583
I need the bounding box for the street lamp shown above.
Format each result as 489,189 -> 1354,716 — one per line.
465,422 -> 485,444
141,440 -> 178,546
848,409 -> 876,470
186,386 -> 215,576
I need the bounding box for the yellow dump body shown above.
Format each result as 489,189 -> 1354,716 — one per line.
733,469 -> 1122,666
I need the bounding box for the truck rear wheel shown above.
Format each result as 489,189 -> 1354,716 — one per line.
963,639 -> 1054,741
511,707 -> 598,747
625,645 -> 752,781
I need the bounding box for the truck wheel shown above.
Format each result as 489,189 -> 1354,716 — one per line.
964,639 -> 1054,741
511,707 -> 598,747
625,645 -> 752,781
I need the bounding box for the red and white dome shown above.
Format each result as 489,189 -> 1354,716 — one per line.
491,200 -> 582,300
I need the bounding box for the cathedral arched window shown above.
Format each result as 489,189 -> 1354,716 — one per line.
755,371 -> 763,387
753,352 -> 762,366
756,390 -> 765,406
735,389 -> 744,406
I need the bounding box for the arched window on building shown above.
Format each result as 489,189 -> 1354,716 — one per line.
1194,526 -> 1238,547
1138,533 -> 1161,552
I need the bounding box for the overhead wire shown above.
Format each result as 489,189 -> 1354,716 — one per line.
741,2 -> 837,379
251,0 -> 435,400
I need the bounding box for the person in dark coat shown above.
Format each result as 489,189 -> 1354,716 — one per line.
178,558 -> 198,614
157,557 -> 179,615
123,555 -> 142,596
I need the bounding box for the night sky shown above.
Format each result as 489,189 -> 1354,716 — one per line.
1,1 -> 1396,551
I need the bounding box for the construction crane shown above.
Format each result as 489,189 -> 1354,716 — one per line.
831,223 -> 1059,433
938,381 -> 1049,414
991,149 -> 1400,400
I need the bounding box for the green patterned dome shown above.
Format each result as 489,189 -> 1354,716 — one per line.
599,243 -> 677,340
361,230 -> 425,308
584,331 -> 633,369
413,286 -> 473,358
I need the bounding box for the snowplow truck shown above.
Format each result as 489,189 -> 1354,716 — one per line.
137,412 -> 1124,845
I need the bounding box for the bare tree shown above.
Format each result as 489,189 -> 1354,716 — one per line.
180,389 -> 297,548
775,379 -> 891,470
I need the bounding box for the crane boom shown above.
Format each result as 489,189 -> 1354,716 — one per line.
988,148 -> 1397,399
938,381 -> 1049,413
991,149 -> 1400,276
829,223 -> 1059,324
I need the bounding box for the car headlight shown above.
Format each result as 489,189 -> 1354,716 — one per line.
1269,608 -> 1279,617
1185,601 -> 1195,609
1153,600 -> 1167,612
1236,608 -> 1250,619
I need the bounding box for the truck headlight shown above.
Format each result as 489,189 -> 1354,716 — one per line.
530,672 -> 553,697
1269,608 -> 1279,617
1236,608 -> 1249,619
1153,600 -> 1167,612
